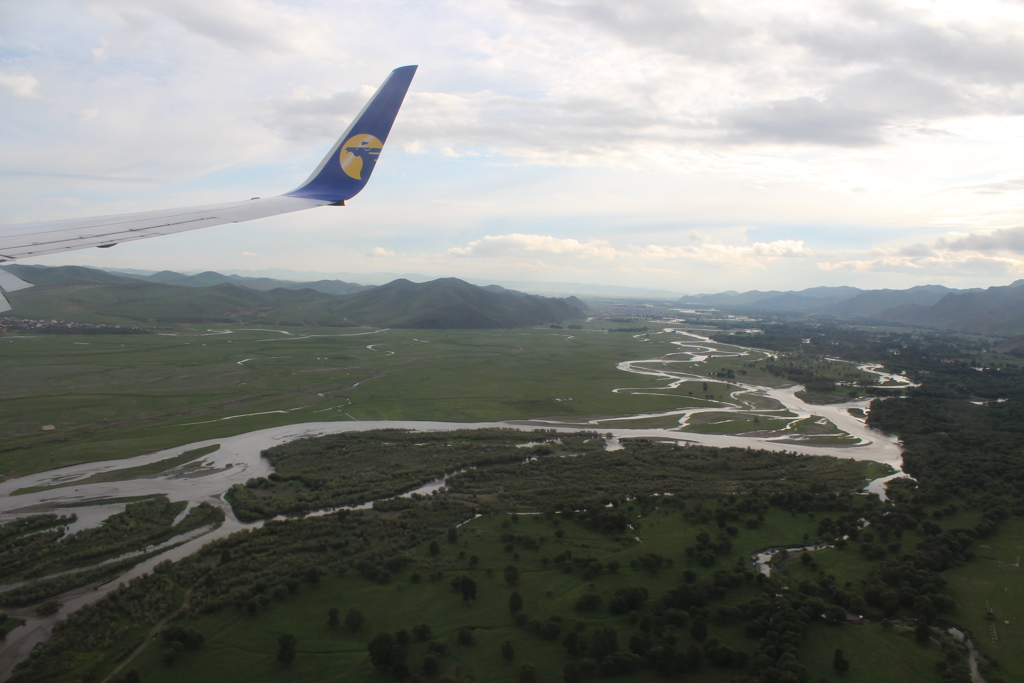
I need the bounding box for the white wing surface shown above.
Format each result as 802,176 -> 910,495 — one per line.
0,196 -> 330,261
0,65 -> 418,311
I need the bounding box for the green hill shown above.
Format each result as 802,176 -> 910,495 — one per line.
318,277 -> 586,328
119,269 -> 370,296
2,266 -> 586,328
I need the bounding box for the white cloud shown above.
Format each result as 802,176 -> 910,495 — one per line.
450,233 -> 621,259
449,233 -> 811,268
84,0 -> 327,55
367,247 -> 396,258
815,225 -> 1024,276
0,72 -> 41,99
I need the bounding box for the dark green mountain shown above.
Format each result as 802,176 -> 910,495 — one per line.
119,269 -> 370,296
872,281 -> 1024,335
828,285 -> 964,317
3,264 -> 134,286
314,277 -> 586,328
680,286 -> 863,309
2,265 -> 585,329
5,267 -> 335,325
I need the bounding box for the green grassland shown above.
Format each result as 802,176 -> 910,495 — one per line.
0,325 -> 724,476
798,622 -> 940,683
944,516 -> 1024,682
126,506 -> 949,683
0,319 -> 883,478
6,279 -> 341,326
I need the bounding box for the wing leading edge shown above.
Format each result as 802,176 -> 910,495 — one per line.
0,65 -> 418,312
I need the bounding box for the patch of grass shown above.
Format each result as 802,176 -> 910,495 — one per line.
860,460 -> 896,481
944,516 -> 1024,682
599,415 -> 685,429
55,493 -> 169,508
796,390 -> 871,405
799,622 -> 943,682
0,326 -> 742,476
1,616 -> 24,631
682,415 -> 792,435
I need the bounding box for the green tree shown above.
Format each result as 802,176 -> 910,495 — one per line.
502,639 -> 515,662
368,632 -> 395,667
452,575 -> 477,603
563,631 -> 581,656
563,663 -> 583,683
504,565 -> 520,586
346,608 -> 365,632
429,540 -> 440,556
690,615 -> 708,642
36,600 -> 59,617
833,648 -> 850,672
447,527 -> 459,544
277,634 -> 297,665
519,663 -> 538,683
509,591 -> 523,614
423,653 -> 440,675
590,625 -> 618,660
327,607 -> 339,627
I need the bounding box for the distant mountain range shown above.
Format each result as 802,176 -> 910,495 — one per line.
109,267 -> 681,298
321,278 -> 587,329
1,265 -> 587,329
116,269 -> 371,296
680,281 -> 1024,335
11,263 -> 1024,335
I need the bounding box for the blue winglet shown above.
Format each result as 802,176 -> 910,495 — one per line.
286,65 -> 418,203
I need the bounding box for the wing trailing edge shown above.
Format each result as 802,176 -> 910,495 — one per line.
0,65 -> 417,305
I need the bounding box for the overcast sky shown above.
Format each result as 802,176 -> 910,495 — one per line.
4,0 -> 1024,294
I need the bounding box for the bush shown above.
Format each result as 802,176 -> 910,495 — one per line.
35,601 -> 59,617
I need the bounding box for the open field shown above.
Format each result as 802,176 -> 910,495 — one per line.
0,325 -> 711,476
126,505 -> 948,683
944,516 -> 1024,682
799,622 -> 940,682
0,320 -> 884,478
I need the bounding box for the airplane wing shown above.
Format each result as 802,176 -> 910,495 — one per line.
0,65 -> 418,312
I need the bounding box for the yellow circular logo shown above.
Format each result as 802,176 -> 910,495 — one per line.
339,134 -> 383,180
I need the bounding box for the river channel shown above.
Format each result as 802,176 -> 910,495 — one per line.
0,327 -> 908,675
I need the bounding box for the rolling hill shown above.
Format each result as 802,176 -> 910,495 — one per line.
1,265 -> 586,329
677,281 -> 1024,335
116,269 -> 370,296
870,281 -> 1024,335
309,277 -> 586,328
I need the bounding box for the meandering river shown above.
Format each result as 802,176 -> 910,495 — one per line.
0,327 -> 907,676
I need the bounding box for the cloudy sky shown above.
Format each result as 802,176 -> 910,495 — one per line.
4,0 -> 1024,295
